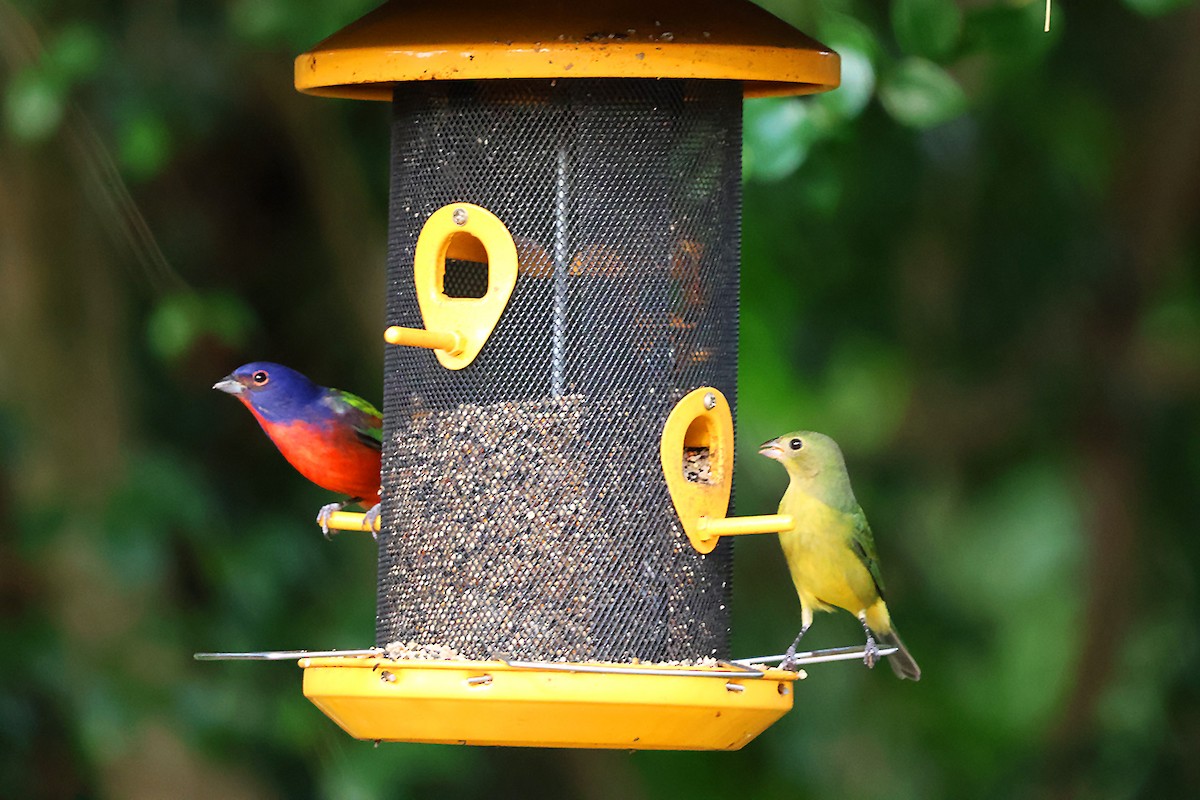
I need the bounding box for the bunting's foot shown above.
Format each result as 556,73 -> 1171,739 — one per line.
317,502 -> 345,539
361,503 -> 382,540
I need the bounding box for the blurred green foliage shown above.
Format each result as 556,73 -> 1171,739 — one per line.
2,0 -> 1200,798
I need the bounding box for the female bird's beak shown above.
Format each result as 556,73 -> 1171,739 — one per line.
213,376 -> 245,395
758,438 -> 785,460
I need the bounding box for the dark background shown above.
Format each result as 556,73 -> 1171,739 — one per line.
2,1 -> 1198,797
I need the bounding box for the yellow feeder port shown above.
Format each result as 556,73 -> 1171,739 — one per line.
384,202 -> 520,370
302,656 -> 798,750
195,0 -> 846,752
661,388 -> 798,553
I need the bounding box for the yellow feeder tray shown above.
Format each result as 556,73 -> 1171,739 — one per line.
301,656 -> 798,750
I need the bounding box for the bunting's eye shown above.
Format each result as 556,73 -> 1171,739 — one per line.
252,370 -> 269,385
789,438 -> 803,451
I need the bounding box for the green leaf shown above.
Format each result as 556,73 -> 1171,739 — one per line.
965,2 -> 1057,65
879,58 -> 968,129
119,113 -> 172,180
892,0 -> 963,60
1121,0 -> 1195,16
146,291 -> 256,362
3,69 -> 64,141
820,338 -> 913,453
816,13 -> 880,121
227,0 -> 290,44
743,98 -> 816,182
44,24 -> 103,82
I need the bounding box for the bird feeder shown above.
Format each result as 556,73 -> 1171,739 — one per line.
205,0 -> 843,751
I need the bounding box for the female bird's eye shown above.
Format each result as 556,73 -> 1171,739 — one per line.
252,370 -> 269,385
789,438 -> 803,451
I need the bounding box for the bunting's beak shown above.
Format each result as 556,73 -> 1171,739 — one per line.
213,376 -> 245,395
758,438 -> 785,460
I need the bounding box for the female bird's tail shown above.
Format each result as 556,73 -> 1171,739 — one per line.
880,628 -> 921,681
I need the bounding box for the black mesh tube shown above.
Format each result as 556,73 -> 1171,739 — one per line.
379,79 -> 741,662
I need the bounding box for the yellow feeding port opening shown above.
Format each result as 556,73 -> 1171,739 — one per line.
384,202 -> 519,370
442,232 -> 489,299
683,413 -> 719,486
301,655 -> 798,750
661,387 -> 734,553
662,388 -> 798,551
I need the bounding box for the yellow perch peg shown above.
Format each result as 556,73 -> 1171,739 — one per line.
697,514 -> 795,541
317,510 -> 380,535
384,326 -> 464,356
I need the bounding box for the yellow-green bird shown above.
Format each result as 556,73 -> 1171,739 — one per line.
760,431 -> 921,680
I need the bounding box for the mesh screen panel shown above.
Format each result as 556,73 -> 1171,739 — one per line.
380,79 -> 741,662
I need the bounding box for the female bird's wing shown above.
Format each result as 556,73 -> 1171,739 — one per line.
323,389 -> 383,450
848,507 -> 886,600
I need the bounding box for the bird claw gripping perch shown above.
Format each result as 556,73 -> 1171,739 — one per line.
781,624 -> 810,672
858,614 -> 879,669
862,637 -> 879,669
360,503 -> 382,540
317,501 -> 348,539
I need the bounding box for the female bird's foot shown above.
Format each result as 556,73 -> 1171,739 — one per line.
316,502 -> 345,539
361,503 -> 382,540
857,613 -> 879,668
863,634 -> 879,669
781,645 -> 799,672
780,623 -> 810,671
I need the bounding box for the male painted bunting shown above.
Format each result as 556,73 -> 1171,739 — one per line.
213,362 -> 383,537
760,431 -> 921,680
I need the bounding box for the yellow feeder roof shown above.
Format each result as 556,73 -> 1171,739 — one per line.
295,0 -> 839,100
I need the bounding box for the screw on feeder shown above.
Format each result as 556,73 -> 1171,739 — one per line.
703,392 -> 716,410
452,207 -> 469,225
380,670 -> 397,683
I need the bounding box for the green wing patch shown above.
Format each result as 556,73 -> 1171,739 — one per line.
334,390 -> 382,419
327,390 -> 383,449
849,508 -> 886,600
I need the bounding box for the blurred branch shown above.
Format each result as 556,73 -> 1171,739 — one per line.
0,1 -> 187,297
1046,4 -> 1200,772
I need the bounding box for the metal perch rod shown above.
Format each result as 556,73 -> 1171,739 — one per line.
194,644 -> 894,670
